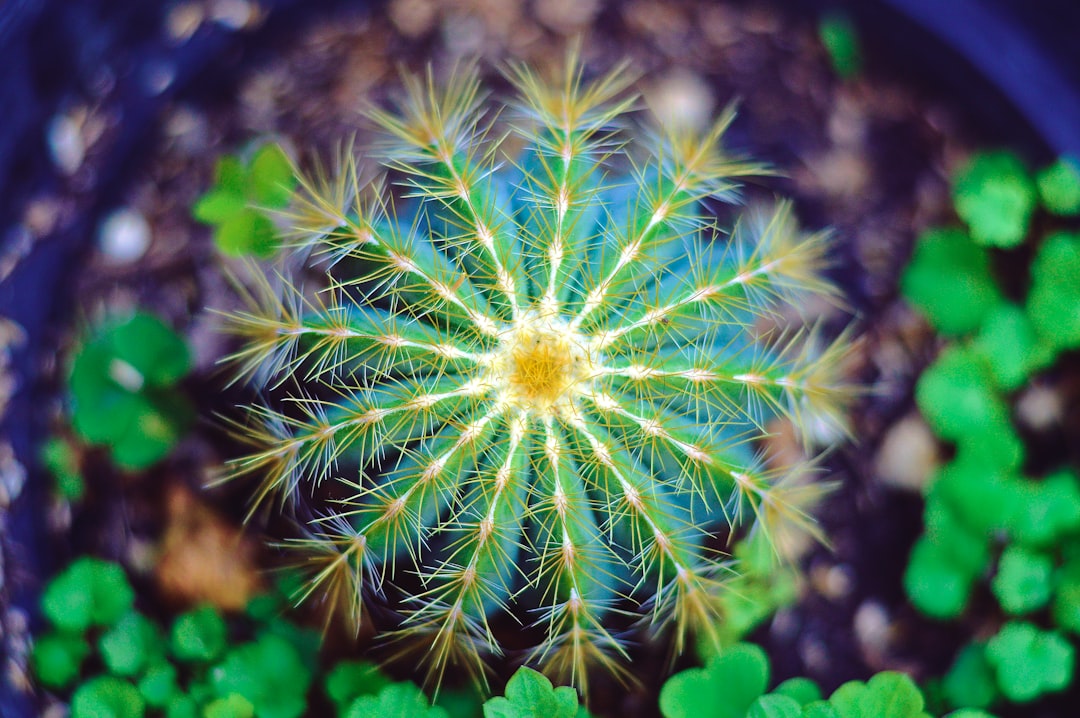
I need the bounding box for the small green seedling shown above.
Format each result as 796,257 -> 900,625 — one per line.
1035,157 -> 1080,216
951,151 -> 1036,248
193,143 -> 295,257
39,435 -> 85,501
69,312 -> 193,470
818,12 -> 862,80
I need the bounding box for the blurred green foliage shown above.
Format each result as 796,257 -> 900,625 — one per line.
901,151 -> 1080,711
193,143 -> 294,257
658,643 -> 995,718
69,312 -> 193,470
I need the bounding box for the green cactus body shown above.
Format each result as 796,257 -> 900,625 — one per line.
222,57 -> 851,693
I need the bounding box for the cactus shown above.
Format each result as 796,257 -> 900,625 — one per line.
221,56 -> 852,693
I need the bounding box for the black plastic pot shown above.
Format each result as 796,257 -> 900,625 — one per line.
0,1 -> 1077,715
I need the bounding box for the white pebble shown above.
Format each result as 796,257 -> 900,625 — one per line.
99,208 -> 152,264
211,0 -> 254,29
47,114 -> 84,175
647,70 -> 715,133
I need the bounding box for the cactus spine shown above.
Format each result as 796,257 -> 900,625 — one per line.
222,55 -> 851,693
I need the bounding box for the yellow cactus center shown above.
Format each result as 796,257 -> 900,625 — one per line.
493,311 -> 596,414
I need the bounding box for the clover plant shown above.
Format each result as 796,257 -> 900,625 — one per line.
950,151 -> 1036,248
34,558 -> 584,718
68,311 -> 193,470
901,151 -> 1080,710
818,12 -> 862,80
658,642 -> 996,718
193,143 -> 295,257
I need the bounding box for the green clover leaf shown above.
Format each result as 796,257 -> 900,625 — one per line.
659,643 -> 770,718
346,682 -> 449,718
99,611 -> 163,677
71,675 -> 146,718
484,667 -> 581,718
42,557 -> 135,633
193,143 -> 295,258
985,622 -> 1074,702
900,228 -> 1003,335
171,605 -> 227,663
828,672 -> 931,718
1035,157 -> 1080,216
952,151 -> 1036,248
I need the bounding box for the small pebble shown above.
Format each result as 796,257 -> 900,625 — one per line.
853,600 -> 892,659
0,443 -> 26,509
874,412 -> 940,491
166,2 -> 205,42
1016,382 -> 1064,431
142,60 -> 176,95
211,0 -> 255,30
535,0 -> 600,33
99,208 -> 152,264
389,0 -> 437,38
647,70 -> 715,133
811,561 -> 853,600
46,114 -> 84,175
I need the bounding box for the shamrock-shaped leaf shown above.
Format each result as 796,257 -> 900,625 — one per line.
971,303 -> 1053,391
205,694 -> 257,718
952,151 -> 1036,248
1035,157 -> 1080,216
904,536 -> 976,619
346,682 -> 449,718
71,675 -> 145,718
991,545 -> 1053,615
1052,558 -> 1080,635
69,312 -> 193,470
193,144 -> 295,258
985,622 -> 1074,702
773,678 -> 822,706
484,667 -> 581,718
659,643 -> 770,718
828,672 -> 930,718
900,228 -> 1003,335
943,643 -> 998,710
211,633 -> 312,718
171,605 -> 227,663
137,661 -> 179,708
914,346 -> 1010,444
30,632 -> 90,688
1027,231 -> 1080,352
99,611 -> 163,676
42,557 -> 135,633
1006,471 -> 1080,547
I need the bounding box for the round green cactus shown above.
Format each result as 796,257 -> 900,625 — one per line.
222,57 -> 851,692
